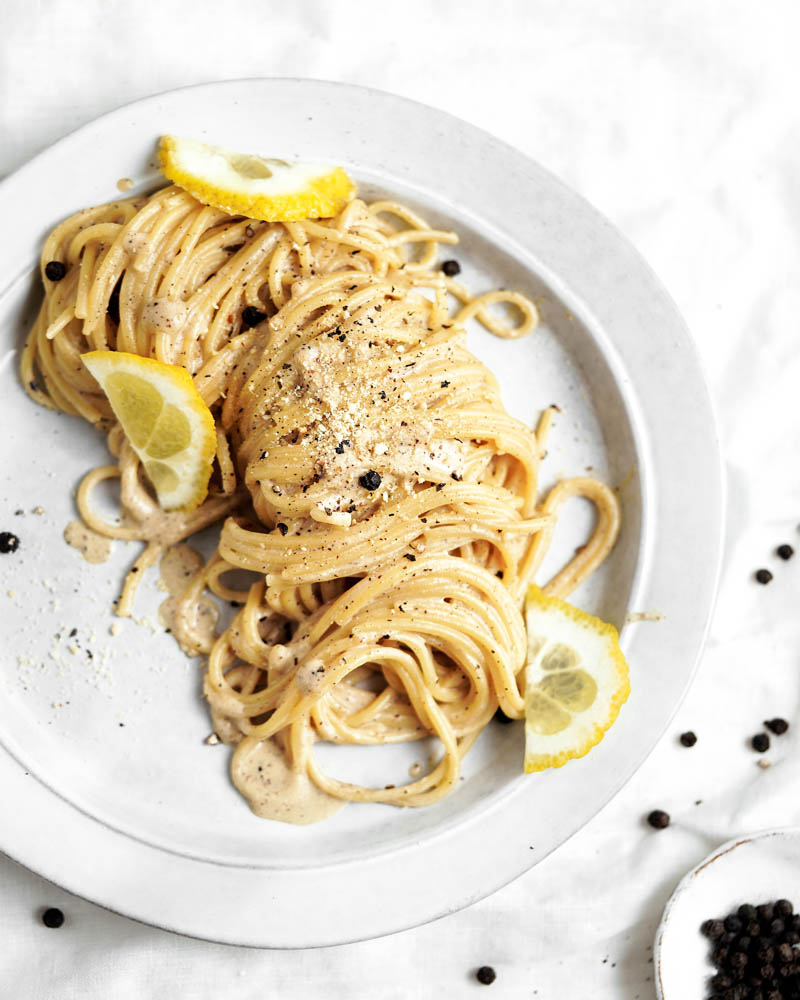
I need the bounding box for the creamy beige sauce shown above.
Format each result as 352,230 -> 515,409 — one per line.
63,519 -> 112,563
231,737 -> 344,825
159,593 -> 218,652
160,544 -> 204,595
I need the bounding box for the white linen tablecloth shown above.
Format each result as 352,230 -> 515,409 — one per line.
3,1 -> 800,996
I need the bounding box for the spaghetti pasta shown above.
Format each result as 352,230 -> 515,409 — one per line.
22,182 -> 620,823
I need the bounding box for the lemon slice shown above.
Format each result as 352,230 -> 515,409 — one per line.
81,350 -> 216,512
158,135 -> 356,222
524,586 -> 630,772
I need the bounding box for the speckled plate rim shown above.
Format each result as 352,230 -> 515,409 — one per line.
654,828 -> 800,999
0,78 -> 724,947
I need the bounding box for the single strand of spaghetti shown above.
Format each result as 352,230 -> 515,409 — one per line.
116,540 -> 164,618
215,429 -> 236,495
540,478 -> 621,598
76,466 -> 145,540
73,243 -> 100,321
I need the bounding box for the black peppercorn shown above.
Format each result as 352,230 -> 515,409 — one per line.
776,900 -> 794,918
765,718 -> 789,736
776,544 -> 794,560
44,260 -> 66,281
359,470 -> 382,491
757,945 -> 774,964
738,904 -> 758,921
755,568 -> 773,584
734,935 -> 750,952
704,919 -> 727,939
680,730 -> 698,747
711,972 -> 732,990
725,915 -> 744,934
276,523 -> 288,536
0,531 -> 20,554
41,907 -> 64,928
777,942 -> 795,964
646,809 -> 670,829
730,951 -> 748,970
241,305 -> 267,328
771,918 -> 786,936
713,946 -> 730,966
441,259 -> 461,277
747,921 -> 762,938
752,733 -> 770,753
475,966 -> 496,985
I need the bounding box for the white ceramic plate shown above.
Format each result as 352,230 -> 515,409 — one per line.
655,829 -> 800,998
0,79 -> 722,947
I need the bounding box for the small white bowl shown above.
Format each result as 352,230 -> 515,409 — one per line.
655,828 -> 800,998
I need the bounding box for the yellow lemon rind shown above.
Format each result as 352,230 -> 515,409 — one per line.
158,136 -> 355,222
81,350 -> 216,513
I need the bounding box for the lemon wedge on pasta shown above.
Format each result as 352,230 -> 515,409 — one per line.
158,135 -> 356,222
81,351 -> 216,512
523,586 -> 630,772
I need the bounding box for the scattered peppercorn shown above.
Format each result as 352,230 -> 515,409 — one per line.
755,569 -> 774,584
440,380 -> 450,387
680,730 -> 698,747
41,907 -> 64,928
44,261 -> 66,281
752,733 -> 771,753
703,919 -> 727,940
241,305 -> 267,328
441,259 -> 461,277
359,470 -> 382,491
765,719 -> 789,736
647,809 -> 670,829
475,966 -> 496,985
276,523 -> 288,536
776,545 -> 794,561
0,531 -> 20,554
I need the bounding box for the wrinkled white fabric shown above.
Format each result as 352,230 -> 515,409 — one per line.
3,1 -> 800,997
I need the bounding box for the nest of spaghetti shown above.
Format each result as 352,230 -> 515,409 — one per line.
23,185 -> 619,815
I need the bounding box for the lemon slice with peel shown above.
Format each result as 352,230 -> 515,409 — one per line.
82,350 -> 216,512
158,136 -> 356,222
524,586 -> 630,772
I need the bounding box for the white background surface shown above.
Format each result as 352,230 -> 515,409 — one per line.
1,1 -> 799,997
